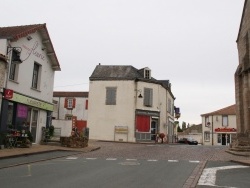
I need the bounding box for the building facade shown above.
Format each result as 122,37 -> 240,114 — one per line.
88,65 -> 179,143
201,105 -> 236,146
0,24 -> 60,144
234,0 -> 250,146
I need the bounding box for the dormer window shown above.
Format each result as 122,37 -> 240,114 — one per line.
144,68 -> 151,79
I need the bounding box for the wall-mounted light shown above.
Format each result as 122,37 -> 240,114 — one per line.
7,47 -> 23,64
135,89 -> 143,98
27,35 -> 32,41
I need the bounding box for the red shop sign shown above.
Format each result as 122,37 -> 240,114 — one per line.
214,128 -> 236,132
4,89 -> 13,99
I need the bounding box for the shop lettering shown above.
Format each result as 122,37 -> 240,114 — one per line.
27,99 -> 43,108
22,41 -> 45,61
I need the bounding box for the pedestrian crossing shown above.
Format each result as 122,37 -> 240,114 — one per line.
65,156 -> 200,163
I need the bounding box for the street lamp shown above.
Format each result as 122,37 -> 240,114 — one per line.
7,47 -> 23,64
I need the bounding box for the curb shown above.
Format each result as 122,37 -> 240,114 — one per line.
0,146 -> 101,169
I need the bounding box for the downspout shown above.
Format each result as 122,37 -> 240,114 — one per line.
212,115 -> 214,146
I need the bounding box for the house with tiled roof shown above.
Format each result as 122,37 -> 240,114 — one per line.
52,91 -> 89,134
0,24 -> 60,144
88,65 -> 180,143
201,104 -> 236,146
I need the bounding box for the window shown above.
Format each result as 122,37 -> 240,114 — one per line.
205,116 -> 210,127
32,63 -> 40,89
167,99 -> 171,113
145,69 -> 151,79
65,114 -> 73,120
68,99 -> 73,108
9,63 -> 17,80
136,115 -> 150,132
222,115 -> 228,127
217,134 -> 221,144
64,98 -> 76,109
204,131 -> 210,142
144,88 -> 153,107
106,87 -> 116,105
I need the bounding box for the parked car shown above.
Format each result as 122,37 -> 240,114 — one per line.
178,137 -> 198,145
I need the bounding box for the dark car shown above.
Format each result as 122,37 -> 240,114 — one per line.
178,137 -> 198,145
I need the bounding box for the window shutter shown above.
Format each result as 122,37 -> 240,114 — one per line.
64,98 -> 68,108
72,98 -> 76,108
85,100 -> 88,109
144,88 -> 152,107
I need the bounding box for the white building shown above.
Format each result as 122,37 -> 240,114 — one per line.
0,24 -> 61,144
201,105 -> 236,146
88,65 -> 179,143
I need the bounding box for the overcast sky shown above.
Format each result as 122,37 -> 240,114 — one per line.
1,0 -> 245,125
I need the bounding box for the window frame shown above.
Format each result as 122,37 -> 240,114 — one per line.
106,87 -> 117,105
143,88 -> 153,107
204,131 -> 210,142
32,63 -> 40,89
222,115 -> 228,127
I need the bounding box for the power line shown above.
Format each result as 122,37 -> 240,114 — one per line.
54,83 -> 89,88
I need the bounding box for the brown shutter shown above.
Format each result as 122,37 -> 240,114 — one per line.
72,98 -> 76,108
64,98 -> 68,108
85,100 -> 88,109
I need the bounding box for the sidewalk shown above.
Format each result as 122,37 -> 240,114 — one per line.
0,140 -> 100,159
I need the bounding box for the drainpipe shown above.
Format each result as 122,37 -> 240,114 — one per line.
212,115 -> 214,146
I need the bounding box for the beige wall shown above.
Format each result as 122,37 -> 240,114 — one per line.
88,79 -> 175,142
202,115 -> 236,146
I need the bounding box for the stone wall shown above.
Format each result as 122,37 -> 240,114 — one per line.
234,0 -> 250,146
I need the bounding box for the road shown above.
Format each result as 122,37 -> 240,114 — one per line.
0,142 -> 249,188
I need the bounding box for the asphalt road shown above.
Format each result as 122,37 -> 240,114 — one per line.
0,156 -> 198,188
0,142 -> 249,187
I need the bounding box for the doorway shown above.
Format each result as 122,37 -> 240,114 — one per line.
222,134 -> 226,145
27,108 -> 39,143
151,119 -> 158,141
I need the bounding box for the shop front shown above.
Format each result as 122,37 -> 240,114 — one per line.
0,90 -> 53,144
215,128 -> 237,146
135,110 -> 160,142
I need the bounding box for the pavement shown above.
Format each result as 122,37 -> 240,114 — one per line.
0,140 -> 101,159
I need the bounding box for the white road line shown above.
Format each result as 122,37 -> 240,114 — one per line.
106,158 -> 117,160
66,157 -> 78,160
189,160 -> 200,163
126,159 -> 137,161
198,165 -> 249,187
147,159 -> 158,162
168,160 -> 178,162
86,158 -> 97,160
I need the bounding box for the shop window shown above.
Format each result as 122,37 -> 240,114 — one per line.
222,115 -> 228,127
217,134 -> 221,144
144,88 -> 153,107
136,115 -> 150,132
204,131 -> 210,142
106,87 -> 116,105
32,62 -> 41,89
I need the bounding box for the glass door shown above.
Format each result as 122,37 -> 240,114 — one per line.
27,108 -> 39,143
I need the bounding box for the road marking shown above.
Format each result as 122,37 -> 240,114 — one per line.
126,159 -> 137,161
119,161 -> 140,166
198,165 -> 249,187
86,158 -> 97,160
147,159 -> 158,162
106,158 -> 117,160
66,157 -> 78,160
189,160 -> 200,163
168,160 -> 178,162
